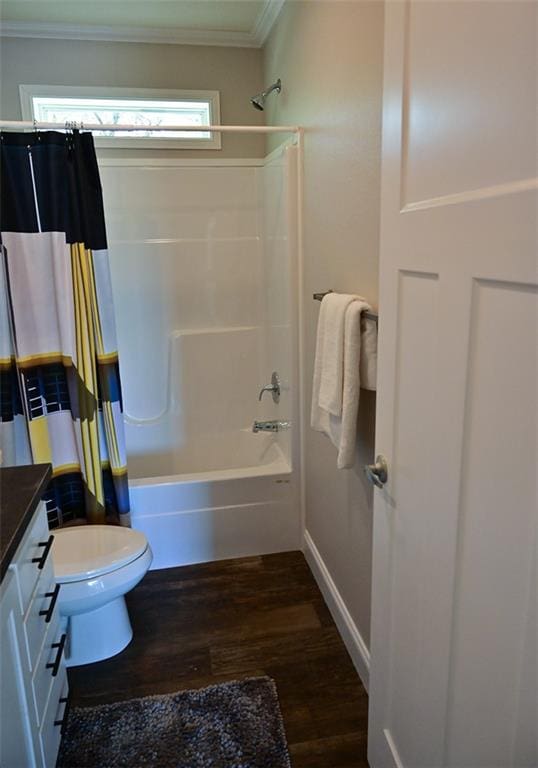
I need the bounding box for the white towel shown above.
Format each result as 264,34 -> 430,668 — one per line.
311,294 -> 373,469
359,315 -> 377,391
317,293 -> 359,416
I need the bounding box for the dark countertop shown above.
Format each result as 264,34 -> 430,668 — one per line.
0,464 -> 52,582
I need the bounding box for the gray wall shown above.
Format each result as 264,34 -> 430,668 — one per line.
0,36 -> 265,158
264,0 -> 384,651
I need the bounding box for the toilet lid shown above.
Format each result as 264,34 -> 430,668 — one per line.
52,525 -> 148,583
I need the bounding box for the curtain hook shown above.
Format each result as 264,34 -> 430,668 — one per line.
64,120 -> 74,149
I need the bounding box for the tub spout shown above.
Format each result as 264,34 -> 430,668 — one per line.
252,420 -> 290,433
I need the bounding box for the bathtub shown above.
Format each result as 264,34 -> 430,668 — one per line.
103,149 -> 301,569
126,429 -> 289,481
128,431 -> 299,570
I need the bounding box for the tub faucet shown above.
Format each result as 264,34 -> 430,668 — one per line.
258,371 -> 281,403
252,420 -> 290,433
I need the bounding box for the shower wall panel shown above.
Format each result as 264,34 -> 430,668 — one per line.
99,162 -> 264,478
258,144 -> 298,467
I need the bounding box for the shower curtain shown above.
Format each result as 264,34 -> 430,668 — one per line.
0,130 -> 130,527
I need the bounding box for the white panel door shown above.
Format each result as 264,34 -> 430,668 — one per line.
368,2 -> 537,767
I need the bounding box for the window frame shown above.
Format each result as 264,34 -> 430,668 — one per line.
19,84 -> 222,150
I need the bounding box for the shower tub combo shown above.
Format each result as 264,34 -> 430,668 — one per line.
100,145 -> 300,568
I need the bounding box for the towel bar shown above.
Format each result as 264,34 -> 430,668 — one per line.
313,290 -> 378,324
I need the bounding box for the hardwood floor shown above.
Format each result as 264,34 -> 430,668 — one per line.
68,551 -> 369,767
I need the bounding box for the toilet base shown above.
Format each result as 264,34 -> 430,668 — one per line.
65,596 -> 133,667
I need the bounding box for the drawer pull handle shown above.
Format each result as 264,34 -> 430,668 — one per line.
54,696 -> 70,735
39,583 -> 61,623
32,534 -> 54,570
46,633 -> 67,677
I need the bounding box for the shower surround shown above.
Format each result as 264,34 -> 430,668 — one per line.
99,145 -> 300,568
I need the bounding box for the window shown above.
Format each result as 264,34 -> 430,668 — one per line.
20,85 -> 221,150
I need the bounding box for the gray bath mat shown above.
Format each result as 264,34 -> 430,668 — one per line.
56,676 -> 291,768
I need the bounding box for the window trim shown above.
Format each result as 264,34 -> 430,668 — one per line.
19,84 -> 222,150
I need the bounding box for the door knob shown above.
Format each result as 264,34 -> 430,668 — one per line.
364,455 -> 388,488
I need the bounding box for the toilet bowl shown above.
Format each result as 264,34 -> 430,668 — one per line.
52,525 -> 152,667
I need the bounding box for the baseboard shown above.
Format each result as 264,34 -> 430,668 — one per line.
303,529 -> 370,692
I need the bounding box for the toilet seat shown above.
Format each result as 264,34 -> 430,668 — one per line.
52,525 -> 148,583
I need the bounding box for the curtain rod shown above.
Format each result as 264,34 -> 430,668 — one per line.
0,120 -> 301,134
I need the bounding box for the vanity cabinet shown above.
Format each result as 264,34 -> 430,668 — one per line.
0,466 -> 67,768
1,568 -> 38,766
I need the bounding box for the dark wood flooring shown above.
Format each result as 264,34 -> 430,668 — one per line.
68,551 -> 369,767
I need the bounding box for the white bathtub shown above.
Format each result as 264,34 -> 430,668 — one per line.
103,150 -> 300,570
126,429 -> 289,481
129,432 -> 299,570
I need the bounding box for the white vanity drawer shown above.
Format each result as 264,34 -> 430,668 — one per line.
31,612 -> 65,727
38,666 -> 68,768
23,567 -> 60,673
11,503 -> 52,616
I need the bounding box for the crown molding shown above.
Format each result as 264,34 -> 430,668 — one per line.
0,1 -> 286,48
0,21 -> 257,48
252,0 -> 286,46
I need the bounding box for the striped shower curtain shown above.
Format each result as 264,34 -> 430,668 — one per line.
0,130 -> 130,527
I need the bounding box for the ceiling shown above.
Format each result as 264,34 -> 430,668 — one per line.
0,0 -> 285,47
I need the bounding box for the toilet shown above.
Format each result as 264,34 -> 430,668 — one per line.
52,525 -> 153,667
